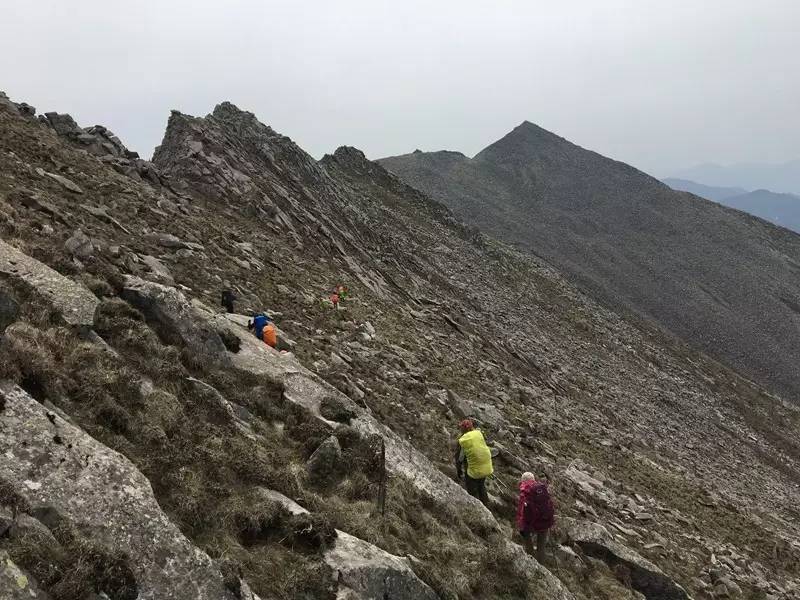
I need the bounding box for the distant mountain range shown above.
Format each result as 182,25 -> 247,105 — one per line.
669,161 -> 800,195
380,123 -> 800,401
661,178 -> 747,202
663,177 -> 800,234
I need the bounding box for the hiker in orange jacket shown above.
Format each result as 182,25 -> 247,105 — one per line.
262,320 -> 277,348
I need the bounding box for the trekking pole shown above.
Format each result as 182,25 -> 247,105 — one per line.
492,474 -> 510,494
377,438 -> 387,531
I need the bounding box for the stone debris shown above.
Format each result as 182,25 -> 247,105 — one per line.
565,518 -> 692,600
35,167 -> 84,194
64,229 -> 94,258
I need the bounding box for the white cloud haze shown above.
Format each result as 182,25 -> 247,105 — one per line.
1,0 -> 798,174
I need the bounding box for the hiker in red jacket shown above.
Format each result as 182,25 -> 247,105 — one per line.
516,472 -> 555,564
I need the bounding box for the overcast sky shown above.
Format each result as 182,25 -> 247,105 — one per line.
1,1 -> 798,174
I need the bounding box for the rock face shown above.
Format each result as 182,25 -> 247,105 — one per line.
380,124 -> 800,401
0,238 -> 99,328
121,275 -> 230,365
564,519 -> 692,600
256,490 -> 439,600
307,435 -> 343,482
119,276 -> 575,600
0,289 -> 19,332
325,531 -> 439,600
0,383 -> 237,600
44,112 -> 138,159
0,550 -> 50,599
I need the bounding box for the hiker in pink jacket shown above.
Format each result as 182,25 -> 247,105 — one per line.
516,472 -> 555,564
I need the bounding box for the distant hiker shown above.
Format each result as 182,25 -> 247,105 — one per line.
516,472 -> 555,564
454,419 -> 493,506
262,320 -> 277,348
336,284 -> 349,301
248,313 -> 277,348
221,289 -> 236,313
330,291 -> 340,310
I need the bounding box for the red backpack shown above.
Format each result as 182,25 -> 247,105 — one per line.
518,481 -> 555,533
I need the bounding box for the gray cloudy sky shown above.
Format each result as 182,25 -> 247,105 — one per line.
1,1 -> 798,174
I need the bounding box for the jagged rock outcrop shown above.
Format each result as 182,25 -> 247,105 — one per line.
0,383 -> 241,600
0,238 -> 99,328
152,103 -> 396,298
43,111 -> 138,160
565,518 -> 692,600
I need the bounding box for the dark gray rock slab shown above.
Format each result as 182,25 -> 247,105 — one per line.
0,239 -> 99,327
0,382 -> 238,600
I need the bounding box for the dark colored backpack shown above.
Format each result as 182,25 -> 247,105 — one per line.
524,482 -> 555,530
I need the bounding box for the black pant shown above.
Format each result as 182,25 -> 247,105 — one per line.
465,474 -> 489,506
522,530 -> 548,564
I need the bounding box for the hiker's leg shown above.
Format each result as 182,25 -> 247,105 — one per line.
521,531 -> 534,556
477,478 -> 489,506
536,530 -> 548,564
464,475 -> 479,499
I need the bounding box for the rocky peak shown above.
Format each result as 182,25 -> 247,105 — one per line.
154,101 -> 327,202
322,146 -> 375,175
473,120 -> 570,166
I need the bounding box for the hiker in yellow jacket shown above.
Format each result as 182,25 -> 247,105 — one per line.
454,419 -> 493,506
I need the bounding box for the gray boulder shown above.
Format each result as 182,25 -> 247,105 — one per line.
35,168 -> 84,194
0,288 -> 19,332
0,550 -> 50,599
138,254 -> 175,285
121,276 -> 229,366
319,394 -> 358,423
564,518 -> 692,600
64,229 -> 94,258
0,239 -> 99,328
254,490 -> 438,600
325,531 -> 438,600
307,435 -> 343,483
0,382 -> 238,599
0,91 -> 21,115
446,388 -> 504,428
44,112 -> 82,136
144,232 -> 204,250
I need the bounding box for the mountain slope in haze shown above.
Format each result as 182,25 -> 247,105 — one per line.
661,177 -> 747,201
380,122 -> 800,402
671,160 -> 800,195
663,178 -> 800,234
3,92 -> 800,599
719,189 -> 800,234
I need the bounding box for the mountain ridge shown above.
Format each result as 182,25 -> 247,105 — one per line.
2,91 -> 800,599
379,123 -> 800,402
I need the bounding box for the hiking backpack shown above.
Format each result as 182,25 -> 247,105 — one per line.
523,481 -> 555,531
